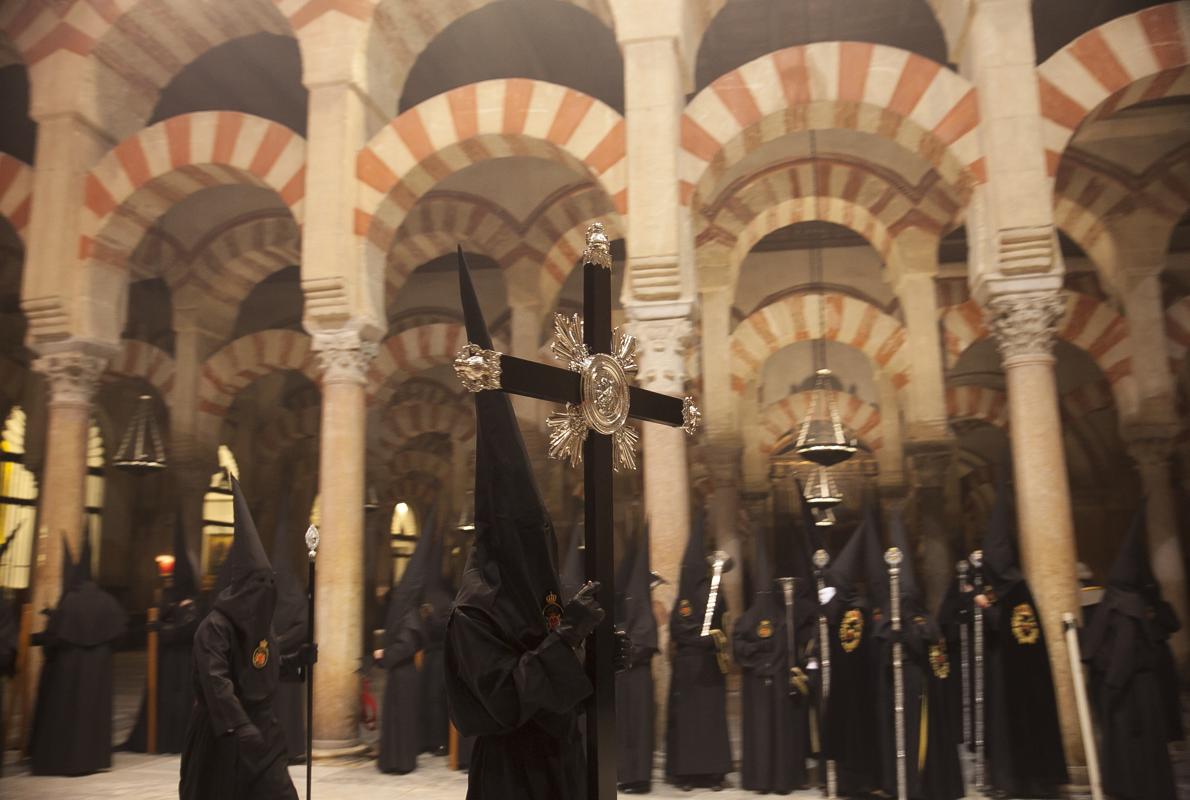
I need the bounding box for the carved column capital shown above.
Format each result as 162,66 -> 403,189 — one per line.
627,317 -> 693,395
312,330 -> 378,386
33,350 -> 107,408
986,291 -> 1066,365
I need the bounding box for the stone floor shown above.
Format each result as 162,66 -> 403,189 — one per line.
1,652 -> 1187,799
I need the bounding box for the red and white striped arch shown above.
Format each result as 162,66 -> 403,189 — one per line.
696,157 -> 961,288
182,213 -> 301,324
939,293 -> 1137,415
389,448 -> 452,488
377,401 -> 474,450
1037,3 -> 1190,172
369,323 -> 508,407
0,154 -> 32,242
197,329 -> 318,441
10,0 -> 295,140
80,112 -> 305,276
357,79 -> 626,296
680,43 -> 983,210
104,339 -> 176,401
945,384 -> 1008,430
730,292 -> 910,395
758,390 -> 883,455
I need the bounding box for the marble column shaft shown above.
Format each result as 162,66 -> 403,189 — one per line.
988,291 -> 1085,768
311,331 -> 375,750
27,349 -> 107,700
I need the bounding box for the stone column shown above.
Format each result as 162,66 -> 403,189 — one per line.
986,290 -> 1085,767
171,302 -> 220,555
1126,436 -> 1189,671
705,441 -> 743,625
905,442 -> 956,610
895,270 -> 949,441
27,347 -> 107,698
876,373 -> 907,489
310,330 -> 376,752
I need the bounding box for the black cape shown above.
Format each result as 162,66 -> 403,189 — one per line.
665,514 -> 732,786
30,537 -> 127,776
444,250 -> 591,799
1081,508 -> 1178,800
820,511 -> 883,796
378,506 -> 437,774
418,525 -> 453,755
733,524 -> 815,793
270,498 -> 309,764
615,524 -> 658,789
978,476 -> 1068,797
0,534 -> 18,778
180,475 -> 296,800
125,513 -> 202,754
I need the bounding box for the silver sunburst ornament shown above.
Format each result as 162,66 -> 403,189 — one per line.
547,313 -> 641,471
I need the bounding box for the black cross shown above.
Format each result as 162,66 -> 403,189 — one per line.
456,224 -> 694,800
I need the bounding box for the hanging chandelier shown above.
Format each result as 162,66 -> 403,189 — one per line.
793,129 -> 856,468
113,394 -> 166,473
803,466 -> 843,509
813,507 -> 837,528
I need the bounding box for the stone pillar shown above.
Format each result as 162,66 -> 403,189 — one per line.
986,290 -> 1085,767
876,373 -> 907,489
27,347 -> 107,698
705,441 -> 743,625
905,442 -> 956,610
1126,435 -> 1189,671
310,330 -> 376,751
171,302 -> 220,555
894,270 -> 949,441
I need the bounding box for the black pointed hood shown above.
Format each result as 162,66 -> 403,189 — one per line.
168,511 -> 200,603
981,470 -> 1023,592
675,512 -> 708,602
624,523 -> 659,656
1108,506 -> 1155,592
59,535 -> 76,602
749,527 -> 776,618
560,518 -> 585,604
271,496 -> 307,652
213,475 -> 277,643
49,533 -> 127,647
827,501 -> 885,607
386,505 -> 437,645
457,249 -> 562,649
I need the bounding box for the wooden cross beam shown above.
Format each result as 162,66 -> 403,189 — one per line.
454,223 -> 699,800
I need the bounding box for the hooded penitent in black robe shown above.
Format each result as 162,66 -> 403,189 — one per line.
0,533 -> 18,778
1082,508 -> 1177,800
377,506 -> 434,774
874,515 -> 964,800
977,476 -> 1067,798
616,524 -> 658,792
179,475 -> 298,800
417,522 -> 452,756
935,549 -> 972,750
666,514 -> 732,789
269,497 -> 309,764
30,536 -> 128,776
821,505 -> 884,797
124,513 -> 202,753
733,523 -> 816,794
444,251 -> 593,800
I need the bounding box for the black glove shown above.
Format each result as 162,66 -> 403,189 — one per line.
613,627 -> 632,673
555,581 -> 604,649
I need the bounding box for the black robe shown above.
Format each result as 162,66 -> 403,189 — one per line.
445,598 -> 591,800
272,598 -> 307,763
1083,589 -> 1177,800
665,586 -> 732,785
875,615 -> 964,800
29,580 -> 127,776
821,594 -> 882,797
733,606 -> 814,793
983,580 -> 1068,797
0,591 -> 16,778
124,599 -> 201,753
378,607 -> 423,774
615,659 -> 654,786
418,587 -> 452,754
179,610 -> 297,800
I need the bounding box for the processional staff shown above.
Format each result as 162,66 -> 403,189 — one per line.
957,559 -> 971,752
813,548 -> 836,800
970,549 -> 986,795
885,547 -> 907,800
304,524 -> 320,800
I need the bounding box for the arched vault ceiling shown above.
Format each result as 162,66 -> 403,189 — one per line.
1068,100 -> 1190,173
152,185 -> 289,253
431,157 -> 593,220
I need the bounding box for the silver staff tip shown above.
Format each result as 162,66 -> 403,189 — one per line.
884,546 -> 903,566
305,524 -> 320,556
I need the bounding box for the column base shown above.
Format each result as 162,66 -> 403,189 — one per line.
311,740 -> 369,762
1060,766 -> 1091,800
